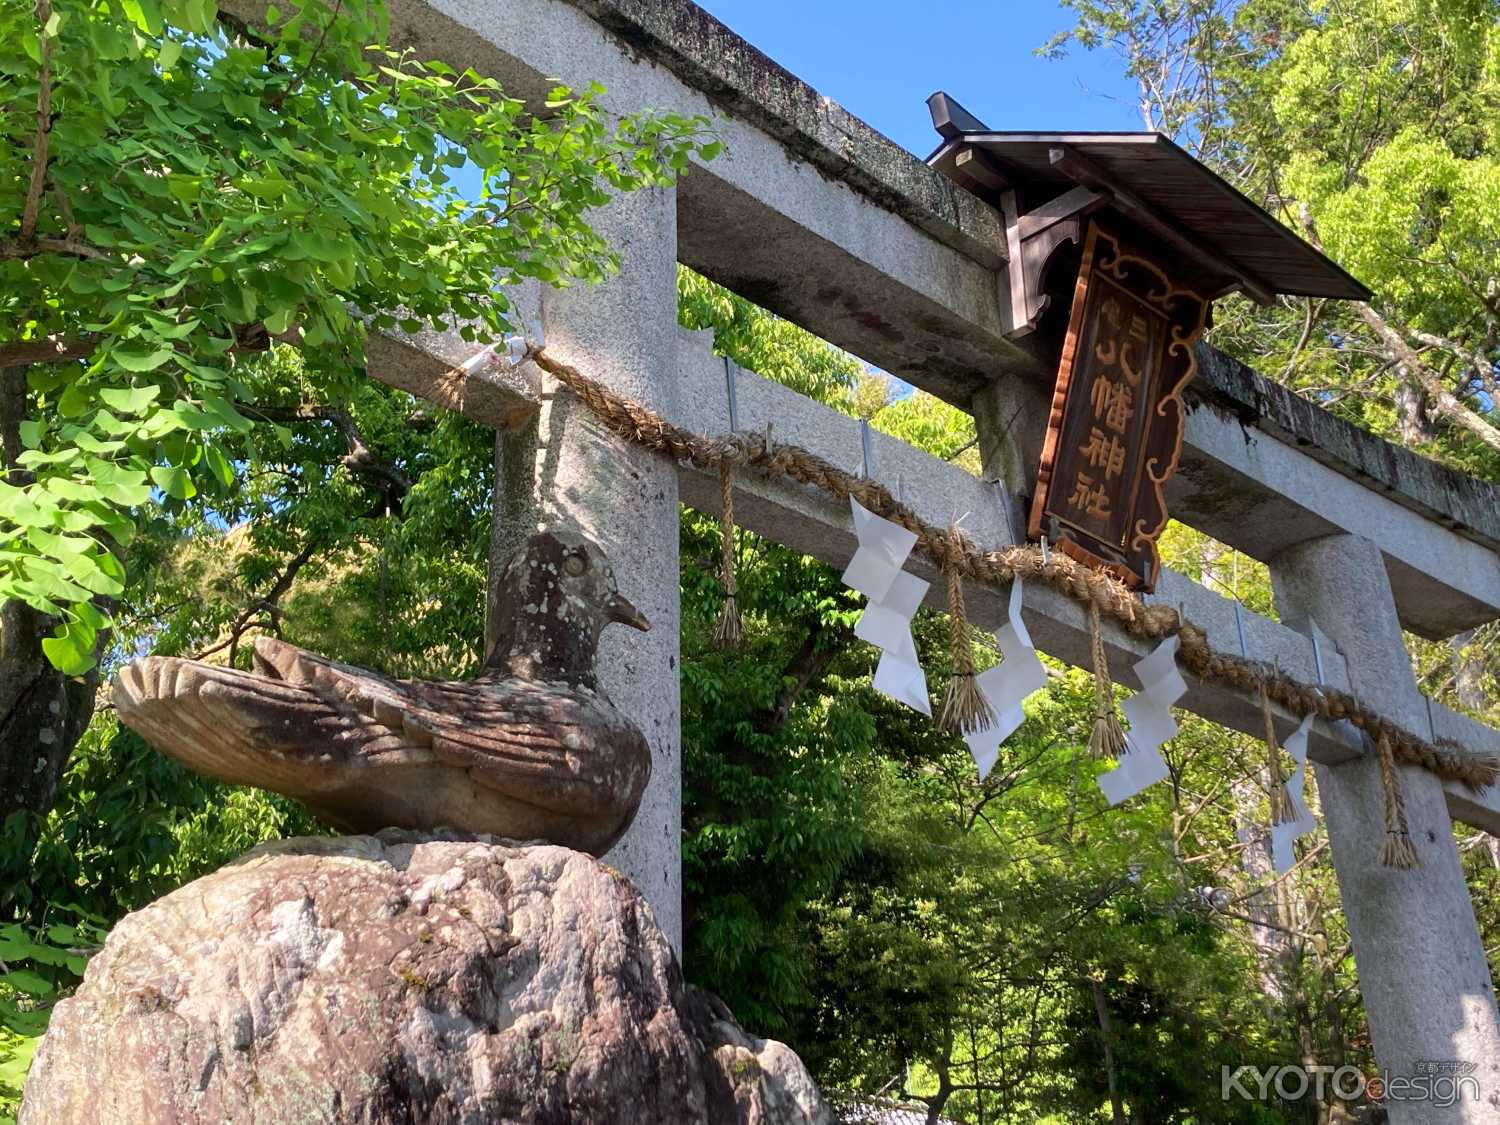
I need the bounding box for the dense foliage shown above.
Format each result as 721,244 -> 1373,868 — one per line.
0,0 -> 712,672
4,1 -> 1500,1123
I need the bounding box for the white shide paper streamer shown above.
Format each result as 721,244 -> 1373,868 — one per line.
1271,714 -> 1318,874
843,497 -> 932,716
843,497 -> 915,603
963,579 -> 1047,779
1096,634 -> 1186,806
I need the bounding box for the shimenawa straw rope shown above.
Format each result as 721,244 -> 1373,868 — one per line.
1087,599 -> 1128,759
1261,685 -> 1292,825
1376,730 -> 1420,869
523,344 -> 1500,794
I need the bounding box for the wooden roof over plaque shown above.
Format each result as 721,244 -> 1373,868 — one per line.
924,92 -> 1370,589
926,92 -> 1370,330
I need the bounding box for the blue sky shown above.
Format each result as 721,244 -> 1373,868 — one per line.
693,0 -> 1145,157
682,1 -> 1145,393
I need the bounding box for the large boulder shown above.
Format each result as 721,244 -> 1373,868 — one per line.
21,831 -> 831,1125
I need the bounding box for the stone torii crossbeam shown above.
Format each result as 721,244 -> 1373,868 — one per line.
223,0 -> 1500,1119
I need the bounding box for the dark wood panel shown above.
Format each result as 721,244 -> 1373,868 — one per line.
1028,222 -> 1211,589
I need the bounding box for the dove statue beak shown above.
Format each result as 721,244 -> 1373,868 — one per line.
606,592 -> 650,632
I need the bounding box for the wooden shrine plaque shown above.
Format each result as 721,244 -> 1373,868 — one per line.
1028,222 -> 1209,590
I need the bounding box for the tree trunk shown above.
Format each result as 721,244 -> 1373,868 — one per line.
0,367 -> 102,830
1393,380 -> 1433,446
1450,628 -> 1487,713
1296,210 -> 1500,456
1090,977 -> 1127,1125
1355,302 -> 1500,454
752,625 -> 840,736
1232,777 -> 1289,1003
925,1019 -> 955,1125
1317,949 -> 1352,1123
969,1019 -> 985,1125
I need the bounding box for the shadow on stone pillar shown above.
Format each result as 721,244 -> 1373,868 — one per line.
972,373 -> 1052,542
486,187 -> 684,954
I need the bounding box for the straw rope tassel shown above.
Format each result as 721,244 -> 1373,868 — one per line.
1088,600 -> 1128,759
713,461 -> 743,650
1262,686 -> 1292,825
938,527 -> 995,735
1377,730 -> 1420,869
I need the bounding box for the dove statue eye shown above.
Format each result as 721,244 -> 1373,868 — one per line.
563,552 -> 589,577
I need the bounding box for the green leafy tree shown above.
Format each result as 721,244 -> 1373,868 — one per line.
0,0 -> 714,824
0,907 -> 107,1123
1045,0 -> 1500,465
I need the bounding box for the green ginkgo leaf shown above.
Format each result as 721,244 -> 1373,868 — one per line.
150,464 -> 196,500
41,625 -> 94,677
111,347 -> 175,374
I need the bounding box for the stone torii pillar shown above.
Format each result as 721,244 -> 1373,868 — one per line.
973,372 -> 1500,1117
485,187 -> 685,953
1271,534 -> 1500,1123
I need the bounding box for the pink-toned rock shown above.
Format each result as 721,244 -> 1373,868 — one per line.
21,831 -> 831,1125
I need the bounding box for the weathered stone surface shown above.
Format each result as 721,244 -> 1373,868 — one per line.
1192,344 -> 1500,552
685,989 -> 830,1123
500,186 -> 688,952
21,832 -> 831,1125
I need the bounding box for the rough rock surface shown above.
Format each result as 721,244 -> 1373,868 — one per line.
21,831 -> 831,1125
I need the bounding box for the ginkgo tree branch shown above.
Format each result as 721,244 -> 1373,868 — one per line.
0,238 -> 111,262
53,182 -> 80,242
264,0 -> 342,111
246,402 -> 413,502
0,322 -> 287,369
0,335 -> 98,367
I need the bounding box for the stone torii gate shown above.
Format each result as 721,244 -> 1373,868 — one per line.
228,0 -> 1500,1118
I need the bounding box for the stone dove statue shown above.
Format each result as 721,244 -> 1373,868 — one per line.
113,528 -> 653,856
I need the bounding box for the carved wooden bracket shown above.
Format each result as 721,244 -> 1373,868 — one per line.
949,144 -> 1108,339
949,138 -> 1282,339
1000,183 -> 1107,338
